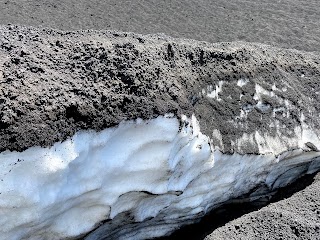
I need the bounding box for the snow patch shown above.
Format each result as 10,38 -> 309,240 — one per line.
0,115 -> 212,239
237,78 -> 249,87
0,115 -> 320,239
206,81 -> 224,100
253,84 -> 275,100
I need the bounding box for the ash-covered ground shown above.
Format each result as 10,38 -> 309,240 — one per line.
0,0 -> 320,52
1,26 -> 320,155
0,1 -> 320,239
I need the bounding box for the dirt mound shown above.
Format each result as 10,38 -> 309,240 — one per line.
1,25 -> 320,154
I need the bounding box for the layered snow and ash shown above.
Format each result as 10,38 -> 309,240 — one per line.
0,115 -> 197,239
0,115 -> 211,239
1,114 -> 320,240
1,26 -> 320,239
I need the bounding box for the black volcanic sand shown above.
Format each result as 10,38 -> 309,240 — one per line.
0,0 -> 320,52
205,173 -> 320,240
156,172 -> 320,240
1,25 -> 320,155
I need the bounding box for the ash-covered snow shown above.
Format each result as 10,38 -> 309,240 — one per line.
1,25 -> 320,239
1,115 -> 320,240
0,115 -> 210,239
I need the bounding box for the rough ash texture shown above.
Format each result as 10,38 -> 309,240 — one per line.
1,25 -> 320,154
0,26 -> 191,152
205,173 -> 320,240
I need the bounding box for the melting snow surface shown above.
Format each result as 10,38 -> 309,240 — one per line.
237,78 -> 249,87
0,115 -> 319,240
206,81 -> 224,100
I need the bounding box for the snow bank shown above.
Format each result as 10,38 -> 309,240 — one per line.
0,115 -> 319,240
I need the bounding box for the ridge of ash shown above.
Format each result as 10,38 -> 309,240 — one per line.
1,25 -> 320,153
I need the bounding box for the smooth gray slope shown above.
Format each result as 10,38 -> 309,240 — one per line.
0,0 -> 319,52
205,173 -> 320,240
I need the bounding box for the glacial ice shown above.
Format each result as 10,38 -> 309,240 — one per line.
0,115 -> 319,240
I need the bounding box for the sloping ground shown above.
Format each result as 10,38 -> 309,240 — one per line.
0,25 -> 320,240
0,0 -> 320,52
157,172 -> 320,240
1,1 -> 320,239
205,173 -> 320,240
1,25 -> 320,154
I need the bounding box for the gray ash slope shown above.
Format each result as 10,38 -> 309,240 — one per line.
205,173 -> 320,240
0,0 -> 320,52
1,25 -> 320,153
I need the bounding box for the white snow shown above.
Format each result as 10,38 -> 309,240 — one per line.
0,114 -> 320,240
253,84 -> 275,101
0,115 -> 212,239
206,81 -> 224,100
237,78 -> 249,87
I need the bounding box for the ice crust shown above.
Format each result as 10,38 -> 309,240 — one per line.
0,115 -> 319,240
